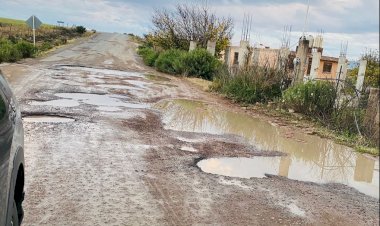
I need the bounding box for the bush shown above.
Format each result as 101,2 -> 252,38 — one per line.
137,47 -> 159,66
213,65 -> 287,103
0,39 -> 22,63
75,26 -> 86,34
15,40 -> 36,58
39,41 -> 53,51
155,49 -> 185,74
331,107 -> 364,134
182,48 -> 220,80
282,81 -> 336,118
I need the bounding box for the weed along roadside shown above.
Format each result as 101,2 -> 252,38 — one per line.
0,17 -> 92,63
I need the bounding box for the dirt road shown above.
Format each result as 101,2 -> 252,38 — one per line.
1,33 -> 378,225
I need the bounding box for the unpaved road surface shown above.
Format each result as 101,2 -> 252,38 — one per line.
1,33 -> 378,225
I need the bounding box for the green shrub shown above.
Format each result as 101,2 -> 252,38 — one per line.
39,41 -> 53,51
137,47 -> 159,66
282,81 -> 336,118
75,26 -> 86,34
213,65 -> 287,103
15,40 -> 36,58
331,108 -> 363,134
182,48 -> 220,80
0,39 -> 22,63
155,49 -> 185,74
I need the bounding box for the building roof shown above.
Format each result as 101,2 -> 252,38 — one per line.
320,56 -> 339,62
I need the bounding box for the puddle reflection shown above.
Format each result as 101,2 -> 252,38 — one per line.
156,99 -> 379,198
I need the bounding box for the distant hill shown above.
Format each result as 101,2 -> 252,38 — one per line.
0,17 -> 27,26
0,17 -> 53,28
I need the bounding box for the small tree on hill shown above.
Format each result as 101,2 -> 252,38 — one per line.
75,26 -> 86,34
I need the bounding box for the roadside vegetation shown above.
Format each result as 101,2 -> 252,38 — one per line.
133,2 -> 379,155
138,45 -> 220,80
0,17 -> 90,63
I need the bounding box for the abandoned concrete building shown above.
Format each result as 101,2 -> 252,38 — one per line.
222,35 -> 345,83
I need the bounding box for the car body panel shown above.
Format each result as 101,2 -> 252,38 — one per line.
0,72 -> 24,226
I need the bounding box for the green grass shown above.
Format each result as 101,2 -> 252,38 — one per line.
0,17 -> 54,28
0,17 -> 26,26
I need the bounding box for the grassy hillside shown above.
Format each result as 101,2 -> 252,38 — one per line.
0,17 -> 26,26
0,17 -> 55,28
0,17 -> 89,63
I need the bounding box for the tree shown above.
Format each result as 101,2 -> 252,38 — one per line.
75,26 -> 86,34
348,49 -> 380,89
150,2 -> 233,56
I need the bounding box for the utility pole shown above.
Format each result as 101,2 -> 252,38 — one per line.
32,16 -> 36,46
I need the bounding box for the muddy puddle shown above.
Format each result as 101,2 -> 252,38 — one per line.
23,115 -> 75,123
155,99 -> 379,198
31,93 -> 149,109
57,66 -> 145,78
30,99 -> 80,107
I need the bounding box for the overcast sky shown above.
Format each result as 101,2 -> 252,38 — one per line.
1,0 -> 378,59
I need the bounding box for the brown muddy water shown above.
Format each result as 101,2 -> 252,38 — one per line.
155,99 -> 379,198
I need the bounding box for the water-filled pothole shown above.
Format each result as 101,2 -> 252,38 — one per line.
180,146 -> 198,153
156,99 -> 379,198
30,93 -> 149,109
97,84 -> 141,90
23,115 -> 75,123
30,99 -> 80,107
197,157 -> 280,179
57,66 -> 145,78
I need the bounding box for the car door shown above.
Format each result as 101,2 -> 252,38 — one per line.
0,77 -> 14,226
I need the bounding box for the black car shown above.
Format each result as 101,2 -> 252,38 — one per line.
0,70 -> 24,226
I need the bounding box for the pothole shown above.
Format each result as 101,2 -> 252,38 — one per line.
157,99 -> 379,198
197,156 -> 379,198
97,106 -> 121,112
97,84 -> 142,90
30,99 -> 80,107
23,115 -> 75,123
197,157 -> 280,179
180,146 -> 198,153
30,93 -> 149,109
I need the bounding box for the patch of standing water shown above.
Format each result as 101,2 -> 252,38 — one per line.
180,146 -> 198,153
197,157 -> 280,179
30,99 -> 80,107
30,93 -> 149,109
124,80 -> 148,89
55,93 -> 149,109
97,106 -> 121,112
155,99 -> 379,198
58,66 -> 144,78
97,84 -> 142,90
23,116 -> 75,123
